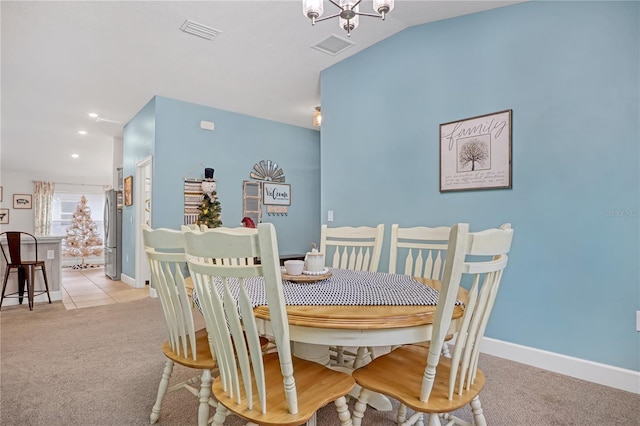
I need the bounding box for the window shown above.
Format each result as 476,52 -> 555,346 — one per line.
51,192 -> 105,243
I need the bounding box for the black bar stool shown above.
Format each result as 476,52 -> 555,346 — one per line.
0,232 -> 52,310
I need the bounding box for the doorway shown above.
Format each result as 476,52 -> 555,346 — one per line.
134,157 -> 152,294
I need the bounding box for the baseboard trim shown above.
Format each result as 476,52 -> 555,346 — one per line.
120,273 -> 136,287
481,337 -> 640,394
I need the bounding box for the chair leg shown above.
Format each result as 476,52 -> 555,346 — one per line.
150,359 -> 174,424
27,266 -> 34,311
470,395 -> 486,426
197,368 -> 212,426
18,267 -> 26,304
212,401 -> 229,426
351,387 -> 372,426
334,396 -> 353,426
397,403 -> 408,424
0,267 -> 11,309
425,414 -> 440,426
40,264 -> 52,303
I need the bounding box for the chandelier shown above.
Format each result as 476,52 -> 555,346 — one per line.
302,0 -> 395,36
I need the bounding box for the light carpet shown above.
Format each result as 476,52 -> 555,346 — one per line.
1,298 -> 638,425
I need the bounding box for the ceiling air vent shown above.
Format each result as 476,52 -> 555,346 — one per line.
180,19 -> 222,41
311,34 -> 355,56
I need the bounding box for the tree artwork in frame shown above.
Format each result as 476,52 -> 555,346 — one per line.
439,109 -> 512,192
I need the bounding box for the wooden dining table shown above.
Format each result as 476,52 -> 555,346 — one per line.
252,271 -> 467,416
190,269 -> 467,417
254,275 -> 466,358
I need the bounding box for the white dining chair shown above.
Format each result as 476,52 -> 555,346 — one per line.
320,224 -> 384,272
388,224 -> 452,280
388,224 -> 454,356
352,223 -> 514,426
182,223 -> 355,426
319,224 -> 385,368
142,225 -> 217,426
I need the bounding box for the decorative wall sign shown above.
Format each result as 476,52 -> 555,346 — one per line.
0,208 -> 9,224
13,194 -> 32,209
439,109 -> 512,192
263,183 -> 291,206
242,180 -> 262,225
124,175 -> 133,206
250,160 -> 285,182
267,205 -> 288,216
184,178 -> 204,225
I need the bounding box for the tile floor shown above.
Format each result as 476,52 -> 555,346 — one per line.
61,266 -> 149,310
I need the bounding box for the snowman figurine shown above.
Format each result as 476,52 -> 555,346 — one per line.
201,167 -> 217,195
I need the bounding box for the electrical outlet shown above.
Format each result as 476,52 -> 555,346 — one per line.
126,254 -> 129,263
328,210 -> 334,222
636,311 -> 640,332
47,250 -> 55,259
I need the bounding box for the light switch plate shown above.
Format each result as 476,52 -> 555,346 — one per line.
328,210 -> 334,222
636,311 -> 640,332
47,250 -> 55,259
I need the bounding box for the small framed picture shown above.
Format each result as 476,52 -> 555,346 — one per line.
0,209 -> 8,224
124,175 -> 133,206
13,194 -> 33,209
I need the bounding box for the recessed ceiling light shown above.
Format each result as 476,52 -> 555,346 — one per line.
88,113 -> 98,118
78,130 -> 87,135
71,154 -> 79,159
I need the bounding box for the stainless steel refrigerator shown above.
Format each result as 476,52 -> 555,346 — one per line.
104,189 -> 122,280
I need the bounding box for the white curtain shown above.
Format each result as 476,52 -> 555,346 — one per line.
34,181 -> 55,235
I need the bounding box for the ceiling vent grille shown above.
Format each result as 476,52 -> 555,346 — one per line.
311,34 -> 355,56
180,19 -> 222,41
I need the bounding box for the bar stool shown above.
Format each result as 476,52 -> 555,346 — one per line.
0,232 -> 51,310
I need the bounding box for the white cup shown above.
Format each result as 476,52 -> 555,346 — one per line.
284,260 -> 304,276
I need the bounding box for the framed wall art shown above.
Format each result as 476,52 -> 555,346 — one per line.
262,183 -> 290,206
0,209 -> 8,224
439,109 -> 512,192
13,194 -> 33,209
124,175 -> 133,206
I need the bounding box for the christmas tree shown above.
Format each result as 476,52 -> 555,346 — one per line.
64,195 -> 104,268
197,191 -> 222,228
196,168 -> 222,228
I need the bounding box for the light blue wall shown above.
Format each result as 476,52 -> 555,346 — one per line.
320,1 -> 639,371
122,97 -> 156,278
122,96 -> 321,278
